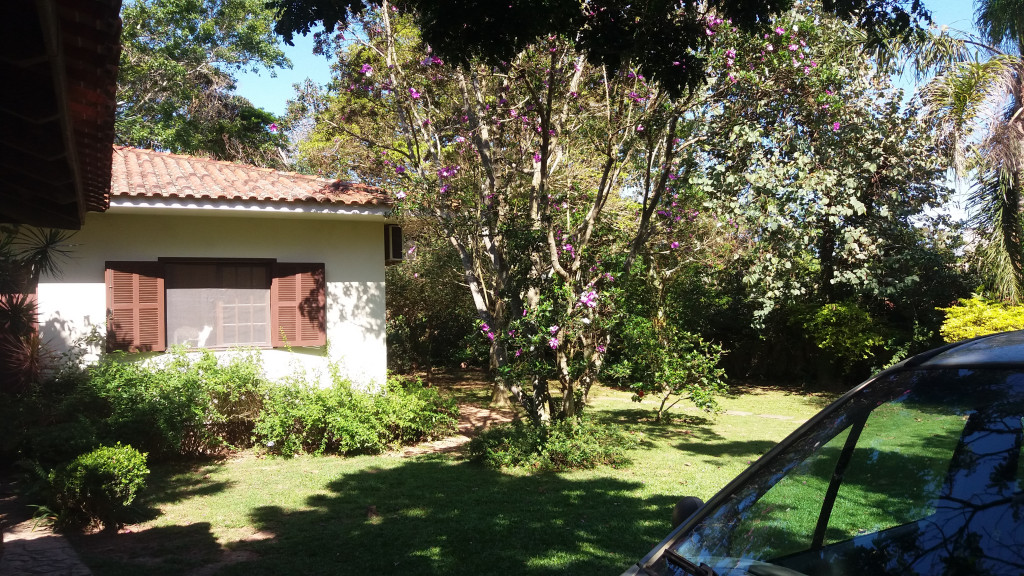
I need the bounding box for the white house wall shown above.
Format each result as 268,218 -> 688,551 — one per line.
36,210 -> 387,388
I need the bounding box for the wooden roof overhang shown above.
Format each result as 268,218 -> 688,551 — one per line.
0,0 -> 121,229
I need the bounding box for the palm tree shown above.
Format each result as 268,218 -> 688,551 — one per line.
918,0 -> 1024,301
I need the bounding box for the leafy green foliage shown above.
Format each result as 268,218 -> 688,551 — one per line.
800,301 -> 885,370
5,350 -> 458,465
0,225 -> 75,391
939,295 -> 1024,342
47,444 -> 149,531
385,228 -> 485,372
607,316 -> 727,421
83,349 -> 265,459
469,418 -> 639,471
269,0 -> 930,98
916,4 -> 1024,301
254,375 -> 458,456
117,0 -> 289,165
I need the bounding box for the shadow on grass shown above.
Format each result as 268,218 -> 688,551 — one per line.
70,522 -> 223,576
725,382 -> 838,409
124,460 -> 235,524
207,455 -> 677,576
674,438 -> 780,461
590,407 -> 719,443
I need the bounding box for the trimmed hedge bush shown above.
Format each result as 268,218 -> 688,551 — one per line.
5,350 -> 460,466
49,443 -> 149,531
469,418 -> 640,471
254,376 -> 459,456
940,296 -> 1024,343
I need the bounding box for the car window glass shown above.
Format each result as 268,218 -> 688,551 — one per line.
666,369 -> 1024,576
726,428 -> 851,560
825,401 -> 965,544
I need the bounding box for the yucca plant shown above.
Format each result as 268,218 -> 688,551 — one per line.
0,225 -> 74,392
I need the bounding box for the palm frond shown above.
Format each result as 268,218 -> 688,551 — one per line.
968,166 -> 1024,302
12,228 -> 76,282
920,54 -> 1022,173
975,0 -> 1024,55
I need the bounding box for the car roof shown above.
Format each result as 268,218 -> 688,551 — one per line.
914,330 -> 1024,368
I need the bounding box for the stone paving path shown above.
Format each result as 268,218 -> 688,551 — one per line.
0,480 -> 92,576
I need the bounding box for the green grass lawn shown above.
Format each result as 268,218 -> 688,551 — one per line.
68,380 -> 832,576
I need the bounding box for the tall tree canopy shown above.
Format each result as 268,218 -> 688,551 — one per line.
117,0 -> 290,166
286,0 -> 954,415
269,0 -> 931,98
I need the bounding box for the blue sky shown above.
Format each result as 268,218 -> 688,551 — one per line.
234,1 -> 981,118
234,29 -> 333,117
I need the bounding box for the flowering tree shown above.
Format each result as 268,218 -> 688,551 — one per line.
286,1 -> 949,414
286,4 -> 756,420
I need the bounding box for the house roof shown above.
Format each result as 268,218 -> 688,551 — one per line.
111,146 -> 392,208
0,0 -> 121,229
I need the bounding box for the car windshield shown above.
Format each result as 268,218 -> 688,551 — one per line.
658,367 -> 1024,576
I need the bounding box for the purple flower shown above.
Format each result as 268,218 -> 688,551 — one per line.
396,191 -> 407,199
409,87 -> 421,99
579,290 -> 598,308
480,323 -> 490,332
596,344 -> 606,353
268,123 -> 279,133
725,48 -> 737,59
766,44 -> 774,52
549,337 -> 559,349
671,241 -> 680,249
533,153 -> 542,162
832,122 -> 840,131
395,165 -> 405,174
775,26 -> 785,35
515,349 -> 522,357
360,63 -> 373,76
454,136 -> 466,143
549,325 -> 559,334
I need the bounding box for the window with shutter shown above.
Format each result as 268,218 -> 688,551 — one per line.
105,260 -> 326,352
271,263 -> 326,347
105,262 -> 165,352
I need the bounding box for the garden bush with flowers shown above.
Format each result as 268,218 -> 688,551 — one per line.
287,0 -> 958,418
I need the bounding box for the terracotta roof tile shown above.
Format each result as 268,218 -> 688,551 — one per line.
111,146 -> 392,208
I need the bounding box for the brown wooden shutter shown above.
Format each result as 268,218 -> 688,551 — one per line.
271,263 -> 326,347
105,262 -> 165,352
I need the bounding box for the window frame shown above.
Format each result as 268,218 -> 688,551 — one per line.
105,259 -> 326,352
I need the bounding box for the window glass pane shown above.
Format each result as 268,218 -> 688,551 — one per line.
669,369 -> 1024,576
165,263 -> 270,348
728,428 -> 851,560
826,401 -> 964,544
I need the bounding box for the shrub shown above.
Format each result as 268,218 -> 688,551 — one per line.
372,377 -> 459,446
800,301 -> 885,369
85,349 -> 267,458
470,418 -> 639,471
254,375 -> 458,456
48,443 -> 149,530
939,296 -> 1024,343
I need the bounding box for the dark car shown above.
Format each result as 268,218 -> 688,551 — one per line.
622,330 -> 1024,576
